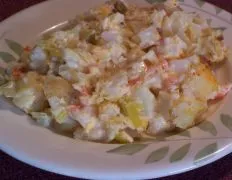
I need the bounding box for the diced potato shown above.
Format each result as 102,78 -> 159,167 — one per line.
142,50 -> 159,64
63,48 -> 92,70
58,65 -> 79,83
151,9 -> 167,29
138,26 -> 161,48
13,88 -> 47,113
98,102 -> 120,121
74,126 -> 106,142
195,31 -> 227,62
115,131 -> 134,143
157,35 -> 187,59
91,46 -> 111,62
51,106 -> 69,124
120,99 -> 148,130
96,72 -> 130,101
104,115 -> 133,141
102,12 -> 125,30
30,46 -> 48,74
134,86 -> 157,119
148,115 -> 171,135
156,91 -> 172,120
31,111 -> 52,128
13,72 -> 47,113
43,75 -> 73,103
182,63 -> 219,101
172,97 -> 207,129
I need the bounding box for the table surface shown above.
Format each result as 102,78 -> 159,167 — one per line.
0,0 -> 232,179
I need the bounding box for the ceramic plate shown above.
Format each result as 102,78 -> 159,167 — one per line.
0,0 -> 232,179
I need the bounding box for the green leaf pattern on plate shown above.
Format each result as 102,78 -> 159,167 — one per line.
5,39 -> 24,57
139,136 -> 166,142
194,143 -> 217,164
0,67 -> 6,85
146,0 -> 184,4
0,79 -> 5,86
146,0 -> 166,4
178,130 -> 191,138
0,67 -> 5,74
0,39 -> 24,64
0,52 -> 16,62
197,121 -> 217,136
145,146 -> 169,164
107,144 -> 148,155
170,143 -> 191,163
207,19 -> 212,26
221,114 -> 232,132
195,0 -> 205,7
215,6 -> 222,15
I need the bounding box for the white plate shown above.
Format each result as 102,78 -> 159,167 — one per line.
0,0 -> 232,179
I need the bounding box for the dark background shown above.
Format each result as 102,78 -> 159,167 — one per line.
0,0 -> 232,180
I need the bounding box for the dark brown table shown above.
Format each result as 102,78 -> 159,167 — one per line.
1,0 -> 232,179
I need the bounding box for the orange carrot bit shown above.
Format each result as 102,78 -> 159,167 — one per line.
24,46 -> 31,52
12,67 -> 24,79
128,76 -> 142,86
80,86 -> 91,96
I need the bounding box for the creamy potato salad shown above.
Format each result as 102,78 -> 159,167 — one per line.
1,0 -> 231,143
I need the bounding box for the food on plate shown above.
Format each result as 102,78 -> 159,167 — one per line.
0,0 -> 231,143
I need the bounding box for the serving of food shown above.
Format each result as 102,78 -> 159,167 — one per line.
0,0 -> 231,144
1,0 -> 232,179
